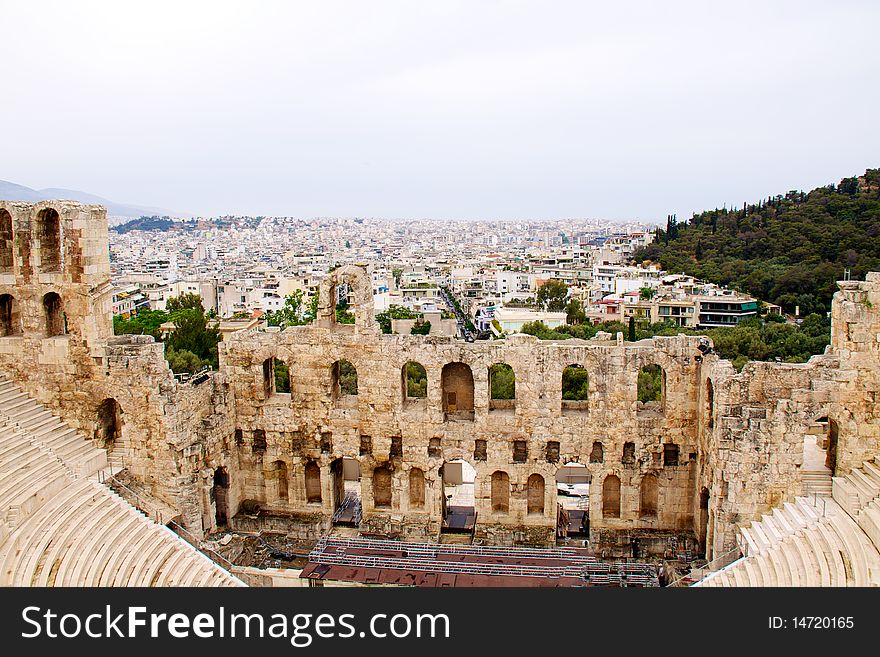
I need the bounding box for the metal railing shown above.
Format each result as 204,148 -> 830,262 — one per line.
99,469 -> 237,573
666,544 -> 742,587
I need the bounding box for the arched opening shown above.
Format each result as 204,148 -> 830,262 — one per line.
0,294 -> 20,336
527,473 -> 545,515
441,362 -> 474,420
602,475 -> 621,519
640,473 -> 658,518
213,467 -> 230,526
488,362 -> 515,411
556,462 -> 590,536
37,208 -> 62,272
43,292 -> 66,336
705,378 -> 715,430
305,461 -> 322,503
491,470 -> 510,514
95,398 -> 122,450
0,209 -> 13,272
637,364 -> 665,415
441,459 -> 476,533
409,467 -> 425,508
262,357 -> 275,396
271,460 -> 289,503
331,457 -> 361,525
589,441 -> 604,464
331,359 -> 358,406
373,465 -> 392,508
402,361 -> 427,400
804,416 -> 838,485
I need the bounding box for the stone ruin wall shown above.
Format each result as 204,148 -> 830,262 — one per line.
0,201 -> 878,559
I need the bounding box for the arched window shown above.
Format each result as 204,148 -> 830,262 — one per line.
637,364 -> 665,414
305,461 -> 322,503
602,475 -> 621,518
491,471 -> 509,513
442,362 -> 474,420
402,361 -> 427,399
95,398 -> 122,449
37,208 -> 62,272
640,474 -> 658,518
0,294 -> 20,336
589,441 -> 604,463
373,465 -> 392,508
332,359 -> 358,397
272,460 -> 289,503
561,364 -> 588,410
409,468 -> 425,508
527,474 -> 545,515
489,363 -> 515,410
43,292 -> 65,336
0,209 -> 13,272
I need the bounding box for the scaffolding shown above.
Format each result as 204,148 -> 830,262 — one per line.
307,537 -> 659,586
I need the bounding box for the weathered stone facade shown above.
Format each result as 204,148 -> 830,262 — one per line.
1,201 -> 878,562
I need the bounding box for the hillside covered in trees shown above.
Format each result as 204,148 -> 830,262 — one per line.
633,169 -> 880,316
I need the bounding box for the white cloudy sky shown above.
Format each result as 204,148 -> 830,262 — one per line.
2,1 -> 879,220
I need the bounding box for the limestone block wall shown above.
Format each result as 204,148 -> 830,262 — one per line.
216,319 -> 703,546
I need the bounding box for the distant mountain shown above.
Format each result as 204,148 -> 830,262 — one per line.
0,180 -> 182,224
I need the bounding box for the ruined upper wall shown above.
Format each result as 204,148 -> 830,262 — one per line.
0,200 -> 113,346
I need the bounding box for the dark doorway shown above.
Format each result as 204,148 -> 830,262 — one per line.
95,398 -> 122,450
213,467 -> 230,526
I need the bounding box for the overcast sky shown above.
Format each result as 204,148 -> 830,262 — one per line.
2,1 -> 879,221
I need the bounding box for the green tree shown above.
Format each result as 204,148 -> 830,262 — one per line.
264,290 -> 313,328
638,365 -> 663,403
489,363 -> 515,400
337,359 -> 358,395
166,293 -> 204,314
565,298 -> 586,324
165,306 -> 221,371
562,365 -> 588,400
405,362 -> 427,398
165,347 -> 208,374
113,308 -> 170,339
336,297 -> 355,324
628,315 -> 636,342
274,360 -> 290,393
410,320 -> 431,335
639,287 -> 655,300
536,279 -> 569,311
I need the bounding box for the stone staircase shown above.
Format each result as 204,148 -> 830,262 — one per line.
0,375 -> 245,587
802,470 -> 833,497
697,459 -> 880,587
801,434 -> 833,497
